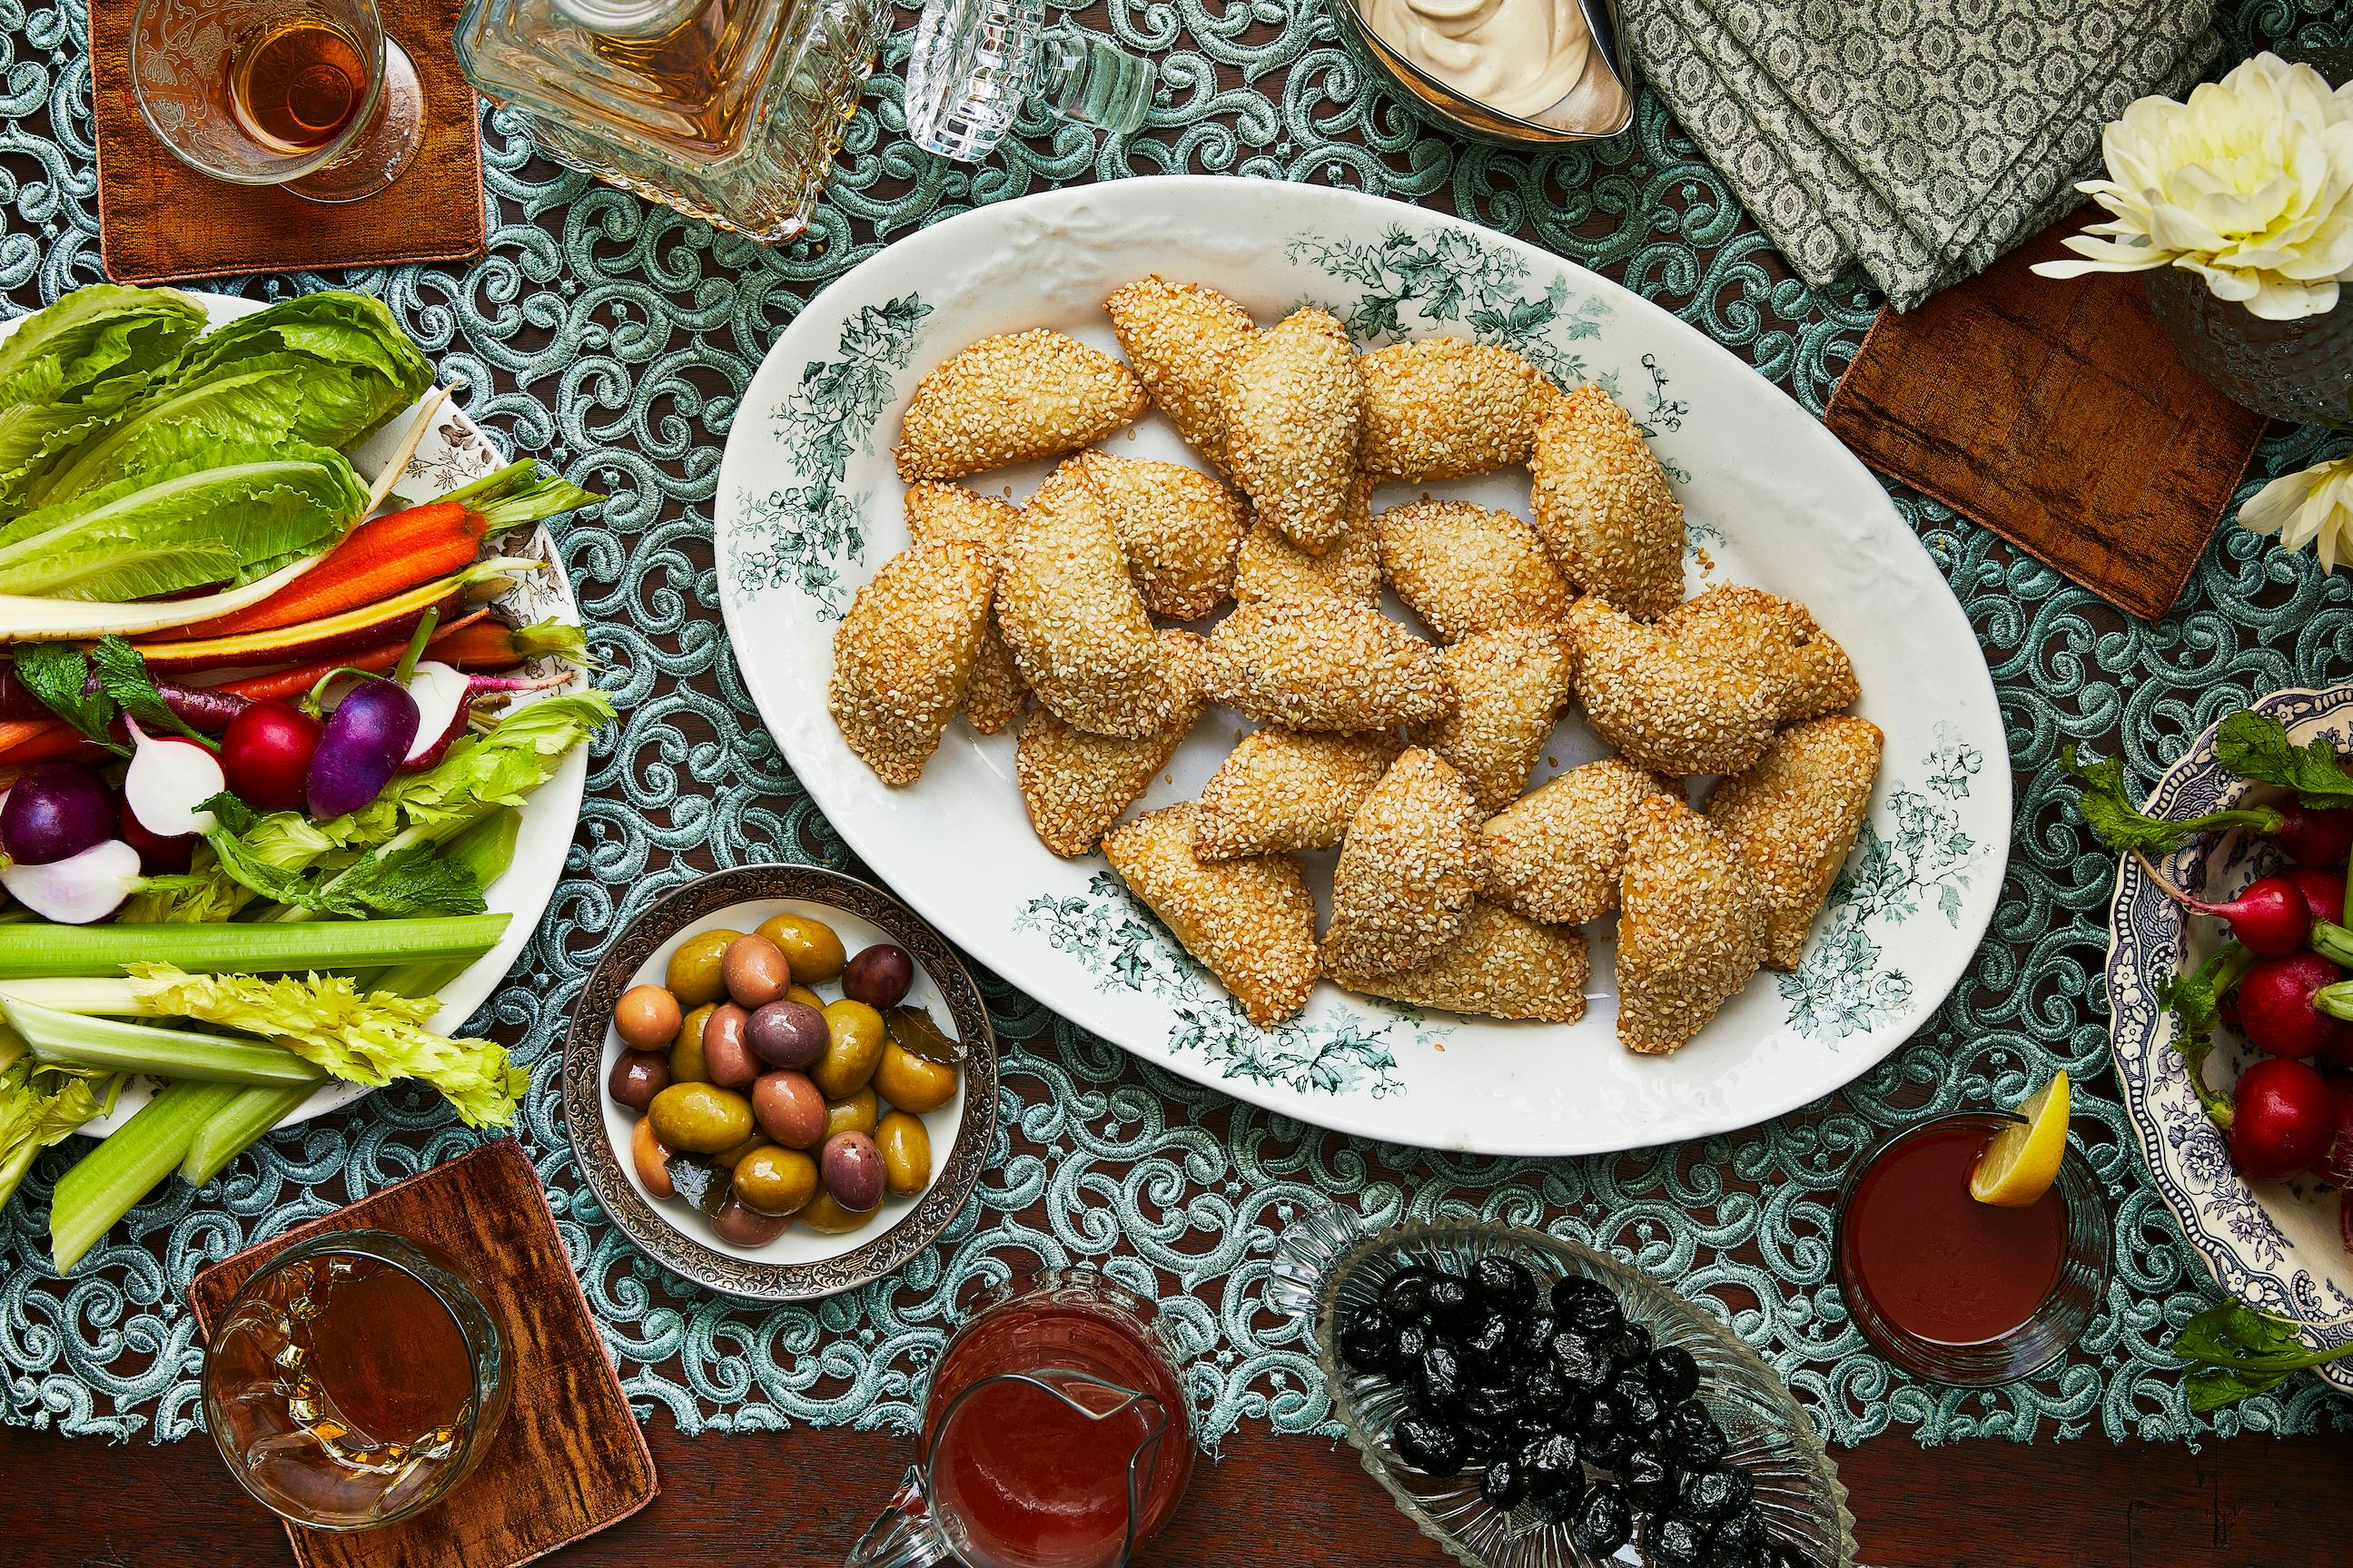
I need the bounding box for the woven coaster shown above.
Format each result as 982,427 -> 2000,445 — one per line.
188,1143 -> 657,1568
89,0 -> 487,285
1823,209 -> 2268,621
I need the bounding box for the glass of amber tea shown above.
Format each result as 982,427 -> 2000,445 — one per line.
130,0 -> 424,202
203,1230 -> 509,1531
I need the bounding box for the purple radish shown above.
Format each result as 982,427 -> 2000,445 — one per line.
2239,952 -> 2349,1058
2135,854 -> 2311,957
0,838 -> 143,923
122,716 -> 224,840
2276,804 -> 2353,868
306,678 -> 419,819
0,764 -> 116,865
0,667 -> 249,733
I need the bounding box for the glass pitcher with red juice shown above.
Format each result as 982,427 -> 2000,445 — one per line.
847,1269 -> 1194,1568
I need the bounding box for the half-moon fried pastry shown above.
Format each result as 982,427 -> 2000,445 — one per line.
895,330 -> 1147,482
1205,600 -> 1453,733
1415,624 -> 1577,814
1192,728 -> 1401,860
1359,338 -> 1557,482
1658,585 -> 1860,725
1375,498 -> 1570,645
1566,597 -> 1775,776
1328,902 -> 1588,1023
1104,276 -> 1258,473
1706,715 -> 1882,970
1616,794 -> 1765,1055
1530,383 -> 1685,619
1219,307 -> 1363,553
828,541 -> 994,785
1479,757 -> 1677,925
1073,449 -> 1246,621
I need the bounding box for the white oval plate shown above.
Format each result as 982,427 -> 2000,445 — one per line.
0,290 -> 588,1137
714,180 -> 2009,1157
2106,685 -> 2353,1395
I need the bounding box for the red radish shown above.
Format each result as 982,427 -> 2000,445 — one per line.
2229,1057 -> 2337,1180
116,795 -> 192,874
219,701 -> 321,814
2284,865 -> 2347,927
2322,1076 -> 2353,1186
121,716 -> 222,840
2238,952 -> 2348,1057
2137,856 -> 2311,957
0,838 -> 143,923
2276,804 -> 2353,867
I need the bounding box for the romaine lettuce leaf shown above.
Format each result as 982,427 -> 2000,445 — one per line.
0,285 -> 208,507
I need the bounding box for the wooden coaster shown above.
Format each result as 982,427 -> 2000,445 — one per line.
1823,209 -> 2269,621
188,1142 -> 657,1568
89,0 -> 488,284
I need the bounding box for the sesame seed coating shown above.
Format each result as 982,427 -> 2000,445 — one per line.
1205,599 -> 1455,733
1616,794 -> 1765,1055
1104,275 -> 1259,474
1359,338 -> 1559,482
1219,307 -> 1364,553
1015,646 -> 1207,857
1375,497 -> 1571,645
905,481 -> 1028,732
1480,757 -> 1678,925
1657,585 -> 1860,725
1566,596 -> 1775,776
1329,901 -> 1588,1024
1192,728 -> 1402,860
1705,715 -> 1883,970
1071,449 -> 1246,621
895,329 -> 1148,482
827,541 -> 994,786
1415,623 -> 1577,813
1322,747 -> 1486,975
1232,471 -> 1381,607
1102,803 -> 1320,1028
1530,383 -> 1685,620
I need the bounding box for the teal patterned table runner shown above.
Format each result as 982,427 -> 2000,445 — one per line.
4,0 -> 2351,1449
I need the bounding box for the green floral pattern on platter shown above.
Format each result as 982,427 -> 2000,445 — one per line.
3,0 -> 2351,1450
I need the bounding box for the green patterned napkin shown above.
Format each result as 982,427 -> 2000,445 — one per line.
1625,0 -> 2223,309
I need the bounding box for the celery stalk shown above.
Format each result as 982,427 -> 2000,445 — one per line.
2,996 -> 322,1087
50,1079 -> 242,1272
371,810 -> 522,998
181,1082 -> 318,1186
0,914 -> 509,979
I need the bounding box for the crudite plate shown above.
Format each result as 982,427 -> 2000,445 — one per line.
714,179 -> 2008,1158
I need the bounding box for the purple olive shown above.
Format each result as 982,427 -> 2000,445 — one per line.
307,677 -> 420,819
608,1050 -> 671,1113
0,764 -> 116,865
710,1196 -> 794,1247
822,1130 -> 885,1212
842,944 -> 915,1010
747,999 -> 828,1069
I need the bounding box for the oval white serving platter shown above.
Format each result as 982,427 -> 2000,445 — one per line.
715,178 -> 2009,1158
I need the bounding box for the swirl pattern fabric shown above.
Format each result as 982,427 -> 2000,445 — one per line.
4,0 -> 2350,1448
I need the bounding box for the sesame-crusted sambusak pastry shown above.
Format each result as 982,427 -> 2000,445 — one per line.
1192,728 -> 1402,860
994,464 -> 1188,738
1218,307 -> 1363,553
1328,902 -> 1588,1024
1205,599 -> 1454,733
1480,757 -> 1678,926
1565,597 -> 1775,776
1657,584 -> 1861,725
1232,471 -> 1380,607
828,541 -> 995,786
1321,747 -> 1486,976
1707,715 -> 1883,970
1530,383 -> 1685,619
1102,804 -> 1320,1028
905,481 -> 1027,733
1616,794 -> 1765,1056
1375,498 -> 1571,644
894,330 -> 1148,482
1072,450 -> 1247,621
1104,275 -> 1259,473
1415,623 -> 1577,814
1014,645 -> 1208,857
1359,338 -> 1559,482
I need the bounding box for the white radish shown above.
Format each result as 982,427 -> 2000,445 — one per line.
0,840 -> 145,923
123,716 -> 225,839
401,662 -> 474,766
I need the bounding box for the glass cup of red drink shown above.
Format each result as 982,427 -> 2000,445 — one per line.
846,1267 -> 1196,1568
1834,1110 -> 2111,1385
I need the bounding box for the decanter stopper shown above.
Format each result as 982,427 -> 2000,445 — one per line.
905,0 -> 1154,161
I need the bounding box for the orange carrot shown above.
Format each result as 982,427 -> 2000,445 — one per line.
169,499 -> 484,640
0,724 -> 101,767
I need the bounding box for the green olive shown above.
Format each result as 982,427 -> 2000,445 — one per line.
823,1086 -> 878,1141
647,1082 -> 754,1154
668,1002 -> 716,1084
796,1188 -> 878,1235
813,999 -> 886,1100
710,1129 -> 766,1170
875,1111 -> 933,1197
733,1145 -> 818,1217
759,912 -> 846,985
873,1040 -> 959,1114
664,929 -> 742,1009
786,984 -> 826,1011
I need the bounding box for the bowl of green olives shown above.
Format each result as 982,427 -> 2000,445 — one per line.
562,863 -> 996,1300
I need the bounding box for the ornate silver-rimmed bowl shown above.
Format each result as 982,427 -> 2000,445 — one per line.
561,863 -> 997,1301
1331,0 -> 1636,143
2106,685 -> 2353,1395
1270,1208 -> 1854,1568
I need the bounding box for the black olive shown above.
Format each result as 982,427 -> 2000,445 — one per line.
1458,1383 -> 1521,1426
1576,1387 -> 1625,1445
1472,1254 -> 1537,1316
1390,1318 -> 1435,1374
1662,1399 -> 1729,1469
1649,1515 -> 1708,1568
1606,1321 -> 1654,1374
1479,1454 -> 1528,1512
1511,1309 -> 1559,1365
1700,1533 -> 1748,1568
1459,1414 -> 1513,1464
1562,1287 -> 1625,1338
1681,1465 -> 1752,1522
1584,1423 -> 1635,1469
1525,1483 -> 1579,1524
1707,1505 -> 1764,1558
1518,1428 -> 1581,1491
1549,1271 -> 1610,1317
1392,1405 -> 1465,1475
1613,1375 -> 1666,1437
1427,1273 -> 1482,1333
1416,1338 -> 1468,1407
1464,1308 -> 1516,1367
1622,1443 -> 1677,1514
1571,1483 -> 1635,1557
1520,1366 -> 1569,1419
1547,1326 -> 1608,1387
1649,1344 -> 1701,1404
1339,1304 -> 1392,1374
1382,1266 -> 1439,1324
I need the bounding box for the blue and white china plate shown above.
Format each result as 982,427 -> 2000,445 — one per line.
714,179 -> 2008,1157
2107,685 -> 2353,1394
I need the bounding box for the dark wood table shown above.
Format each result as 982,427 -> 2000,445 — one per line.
5,1416 -> 2346,1565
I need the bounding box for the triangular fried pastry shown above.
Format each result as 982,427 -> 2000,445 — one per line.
1658,585 -> 1860,725
1321,748 -> 1485,976
1480,757 -> 1678,925
1706,715 -> 1883,969
1102,804 -> 1320,1028
827,541 -> 994,786
1566,597 -> 1775,776
1192,729 -> 1402,860
1329,902 -> 1588,1024
1416,624 -> 1577,814
1616,795 -> 1765,1055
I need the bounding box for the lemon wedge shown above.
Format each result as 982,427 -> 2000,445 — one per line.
1970,1071 -> 2070,1207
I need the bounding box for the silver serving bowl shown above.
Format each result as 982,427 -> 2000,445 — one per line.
1331,0 -> 1636,143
